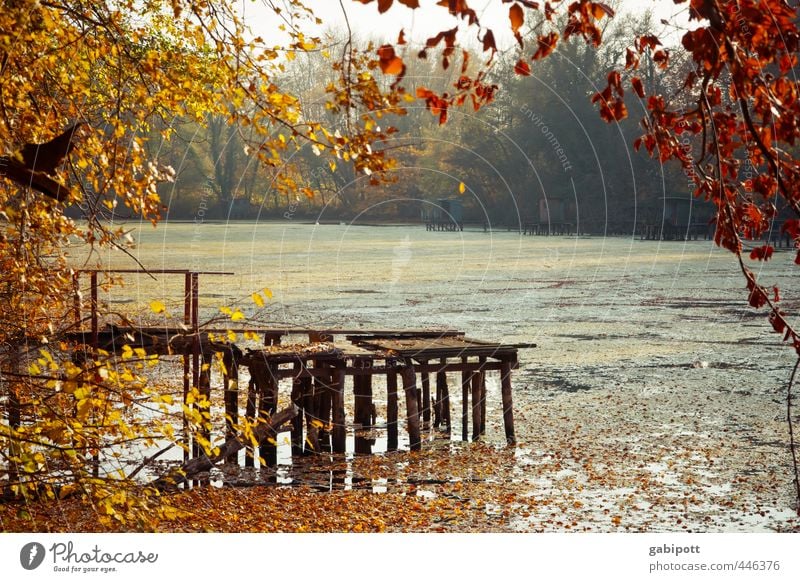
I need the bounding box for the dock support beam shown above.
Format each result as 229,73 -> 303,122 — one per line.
387,362 -> 398,451
401,362 -> 421,451
500,358 -> 516,445
332,365 -> 347,454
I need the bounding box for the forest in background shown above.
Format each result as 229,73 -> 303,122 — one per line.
120,8 -> 691,230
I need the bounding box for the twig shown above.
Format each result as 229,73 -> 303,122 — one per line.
126,443 -> 176,481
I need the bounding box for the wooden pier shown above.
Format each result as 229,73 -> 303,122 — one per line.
65,268 -> 532,471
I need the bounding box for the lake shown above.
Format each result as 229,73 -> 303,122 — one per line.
70,220 -> 800,531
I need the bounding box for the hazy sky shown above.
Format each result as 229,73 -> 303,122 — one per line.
246,0 -> 692,50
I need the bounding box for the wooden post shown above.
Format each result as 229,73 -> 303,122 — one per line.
500,358 -> 516,445
190,273 -> 200,459
440,364 -> 451,436
196,351 -> 212,460
479,356 -> 487,436
317,369 -> 332,453
471,369 -> 481,442
222,347 -> 239,465
353,362 -> 365,428
461,362 -> 470,442
354,358 -> 373,429
433,360 -> 442,429
244,378 -> 257,467
401,362 -> 421,451
182,273 -> 191,462
290,360 -> 304,457
331,365 -> 347,454
421,362 -> 431,427
386,361 -> 398,452
258,363 -> 278,467
303,368 -> 319,454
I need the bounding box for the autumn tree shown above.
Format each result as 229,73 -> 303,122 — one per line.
0,0 -> 408,526
353,0 -> 800,510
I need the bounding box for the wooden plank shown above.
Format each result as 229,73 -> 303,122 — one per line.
401,363 -> 421,451
500,358 -> 516,445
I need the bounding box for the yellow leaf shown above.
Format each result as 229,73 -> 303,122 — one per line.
263,288 -> 273,299
150,300 -> 166,314
251,292 -> 265,307
231,310 -> 245,321
458,182 -> 466,194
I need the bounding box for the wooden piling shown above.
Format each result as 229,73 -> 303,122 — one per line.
304,367 -> 320,454
421,363 -> 431,426
461,364 -> 470,442
182,273 -> 191,463
317,369 -> 332,453
439,364 -> 451,435
222,347 -> 239,464
433,359 -> 442,429
290,360 -> 304,457
471,369 -> 482,442
257,363 -> 278,467
401,362 -> 421,451
244,378 -> 257,467
479,356 -> 487,436
193,351 -> 212,459
331,365 -> 347,454
353,359 -> 373,429
386,362 -> 398,451
500,358 -> 516,445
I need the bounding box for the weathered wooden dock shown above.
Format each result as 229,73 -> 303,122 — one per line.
66,269 -> 534,469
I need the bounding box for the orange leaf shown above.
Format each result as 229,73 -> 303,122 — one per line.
377,44 -> 404,75
509,3 -> 524,33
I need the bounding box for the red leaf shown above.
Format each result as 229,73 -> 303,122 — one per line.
378,0 -> 393,13
482,30 -> 496,53
397,29 -> 406,45
625,48 -> 639,70
532,32 -> 558,60
749,245 -> 774,261
631,77 -> 645,98
514,59 -> 531,76
398,0 -> 420,7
